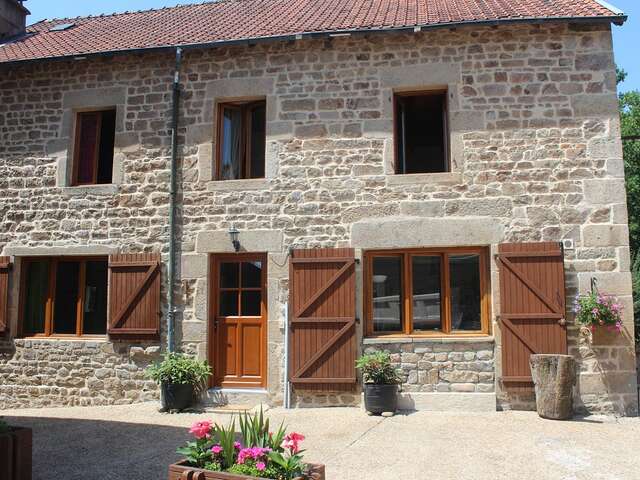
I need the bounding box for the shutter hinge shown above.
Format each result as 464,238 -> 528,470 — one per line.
355,317 -> 361,324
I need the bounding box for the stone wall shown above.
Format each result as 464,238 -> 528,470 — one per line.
0,338 -> 159,408
364,339 -> 495,393
0,21 -> 636,413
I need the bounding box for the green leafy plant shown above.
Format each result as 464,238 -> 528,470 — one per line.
239,406 -> 287,450
355,351 -> 401,385
214,418 -> 238,470
267,452 -> 305,480
145,353 -> 211,392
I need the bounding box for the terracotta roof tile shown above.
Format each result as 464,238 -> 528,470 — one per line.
0,0 -> 625,64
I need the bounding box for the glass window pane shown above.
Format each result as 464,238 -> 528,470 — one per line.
220,262 -> 239,288
220,107 -> 242,180
411,256 -> 442,332
372,257 -> 402,332
220,291 -> 239,316
241,291 -> 262,316
241,261 -> 262,288
53,261 -> 80,334
83,261 -> 108,335
450,254 -> 482,331
249,103 -> 266,178
23,261 -> 49,335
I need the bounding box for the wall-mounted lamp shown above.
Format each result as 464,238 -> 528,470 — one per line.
228,226 -> 240,252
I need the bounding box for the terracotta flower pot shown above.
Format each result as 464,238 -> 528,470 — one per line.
0,427 -> 32,480
168,460 -> 325,480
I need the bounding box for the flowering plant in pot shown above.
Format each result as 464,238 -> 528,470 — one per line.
356,351 -> 401,415
145,353 -> 211,411
168,408 -> 325,480
573,290 -> 624,342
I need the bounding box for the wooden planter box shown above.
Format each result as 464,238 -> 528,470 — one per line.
168,460 -> 325,480
0,427 -> 32,480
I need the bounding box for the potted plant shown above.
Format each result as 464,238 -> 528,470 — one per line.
0,417 -> 32,480
356,351 -> 401,416
573,289 -> 624,343
168,408 -> 325,480
146,353 -> 211,411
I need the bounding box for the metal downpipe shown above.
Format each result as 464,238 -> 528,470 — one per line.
167,47 -> 182,353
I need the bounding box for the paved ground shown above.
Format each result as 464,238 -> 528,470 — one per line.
3,403 -> 640,480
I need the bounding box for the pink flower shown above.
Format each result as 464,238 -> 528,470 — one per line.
234,442 -> 242,450
237,447 -> 270,465
282,432 -> 305,454
591,308 -> 599,316
211,445 -> 223,454
189,421 -> 212,439
256,462 -> 266,471
615,322 -> 623,333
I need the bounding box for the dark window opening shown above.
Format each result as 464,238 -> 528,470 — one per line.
22,257 -> 108,336
395,91 -> 448,174
217,100 -> 266,180
73,109 -> 116,185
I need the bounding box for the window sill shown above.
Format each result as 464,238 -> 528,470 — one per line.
61,184 -> 118,196
386,172 -> 462,186
17,335 -> 108,343
206,178 -> 270,192
363,335 -> 494,345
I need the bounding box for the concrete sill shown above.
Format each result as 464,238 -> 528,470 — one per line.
363,336 -> 495,345
206,178 -> 270,192
60,184 -> 118,196
16,336 -> 108,344
386,172 -> 462,186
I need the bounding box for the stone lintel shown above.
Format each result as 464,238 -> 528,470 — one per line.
196,230 -> 283,253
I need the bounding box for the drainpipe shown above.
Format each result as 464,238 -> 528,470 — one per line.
167,47 -> 182,353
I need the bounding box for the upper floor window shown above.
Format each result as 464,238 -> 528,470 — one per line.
73,109 -> 116,185
216,99 -> 266,180
394,91 -> 449,174
364,248 -> 489,336
21,257 -> 108,337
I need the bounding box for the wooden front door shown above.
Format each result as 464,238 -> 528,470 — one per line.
210,253 -> 267,389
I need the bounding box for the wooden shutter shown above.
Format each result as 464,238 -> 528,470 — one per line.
289,248 -> 357,390
0,256 -> 11,334
108,253 -> 161,337
497,242 -> 567,386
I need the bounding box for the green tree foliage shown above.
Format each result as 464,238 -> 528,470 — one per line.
618,67 -> 640,333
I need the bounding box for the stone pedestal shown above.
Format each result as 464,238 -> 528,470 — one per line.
529,354 -> 576,420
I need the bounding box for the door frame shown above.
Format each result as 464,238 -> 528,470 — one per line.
208,252 -> 268,389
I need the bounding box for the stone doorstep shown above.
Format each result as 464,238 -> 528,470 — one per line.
201,388 -> 270,411
361,392 -> 497,412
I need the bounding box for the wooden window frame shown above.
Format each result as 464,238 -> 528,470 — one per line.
18,256 -> 108,338
215,98 -> 266,181
393,89 -> 450,174
363,247 -> 491,338
71,107 -> 116,186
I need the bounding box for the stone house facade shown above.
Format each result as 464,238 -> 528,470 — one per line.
0,0 -> 637,415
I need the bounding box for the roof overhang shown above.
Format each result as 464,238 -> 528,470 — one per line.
0,13 -> 628,67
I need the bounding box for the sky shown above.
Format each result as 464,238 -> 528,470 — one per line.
22,0 -> 640,92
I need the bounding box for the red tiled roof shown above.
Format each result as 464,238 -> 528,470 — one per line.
0,0 -> 626,64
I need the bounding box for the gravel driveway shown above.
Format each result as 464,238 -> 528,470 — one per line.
3,403 -> 640,480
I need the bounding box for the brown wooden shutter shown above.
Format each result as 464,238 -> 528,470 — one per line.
289,248 -> 357,390
108,253 -> 161,338
0,256 -> 11,334
497,242 -> 567,386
